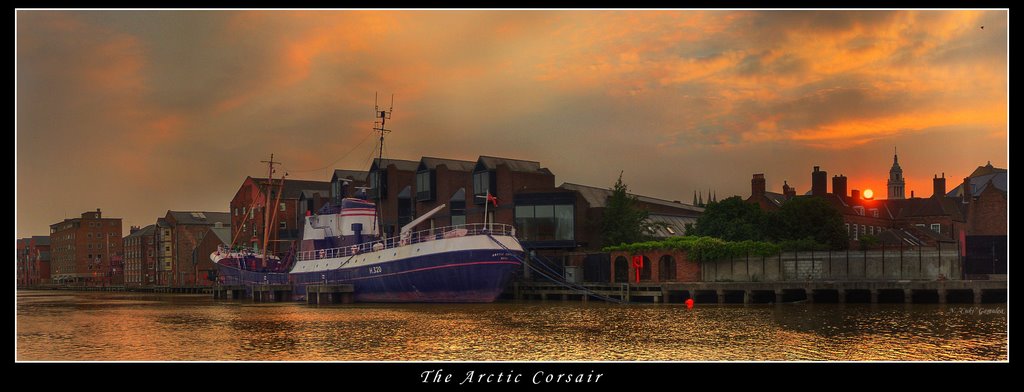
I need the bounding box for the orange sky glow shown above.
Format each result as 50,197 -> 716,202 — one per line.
16,10 -> 1007,237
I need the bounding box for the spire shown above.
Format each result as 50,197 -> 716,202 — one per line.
712,190 -> 717,202
707,189 -> 712,205
693,190 -> 698,206
698,193 -> 703,207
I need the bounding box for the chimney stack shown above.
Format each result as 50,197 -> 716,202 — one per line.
130,225 -> 140,234
751,173 -> 766,198
832,174 -> 848,198
933,173 -> 946,198
962,177 -> 971,203
783,181 -> 796,199
852,189 -> 861,200
811,166 -> 827,196
911,190 -> 915,198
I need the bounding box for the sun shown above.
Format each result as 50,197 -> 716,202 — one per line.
863,189 -> 874,199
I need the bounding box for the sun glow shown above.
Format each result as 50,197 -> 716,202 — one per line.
863,189 -> 874,199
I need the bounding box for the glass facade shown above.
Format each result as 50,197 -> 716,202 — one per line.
514,204 -> 574,242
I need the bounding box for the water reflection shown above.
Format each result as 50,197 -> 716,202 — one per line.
16,291 -> 1006,361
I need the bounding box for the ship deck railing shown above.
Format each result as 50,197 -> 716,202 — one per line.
294,223 -> 516,262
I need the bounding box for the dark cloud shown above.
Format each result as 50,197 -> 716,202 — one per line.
15,10 -> 1007,237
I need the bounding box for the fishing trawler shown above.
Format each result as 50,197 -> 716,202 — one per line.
211,97 -> 524,302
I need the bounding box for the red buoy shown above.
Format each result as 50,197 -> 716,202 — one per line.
685,298 -> 694,309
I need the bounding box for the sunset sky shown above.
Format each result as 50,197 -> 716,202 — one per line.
16,10 -> 1007,238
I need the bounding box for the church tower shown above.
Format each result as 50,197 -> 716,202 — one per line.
887,149 -> 905,199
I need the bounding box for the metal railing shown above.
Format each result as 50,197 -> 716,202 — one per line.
295,223 -> 516,262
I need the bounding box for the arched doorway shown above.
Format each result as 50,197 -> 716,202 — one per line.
614,256 -> 629,283
659,255 -> 676,282
641,256 -> 652,281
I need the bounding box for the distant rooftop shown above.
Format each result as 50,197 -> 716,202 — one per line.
559,182 -> 704,213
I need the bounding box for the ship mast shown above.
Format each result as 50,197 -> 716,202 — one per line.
372,93 -> 393,238
260,154 -> 282,261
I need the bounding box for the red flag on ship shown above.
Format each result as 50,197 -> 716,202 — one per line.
486,192 -> 499,207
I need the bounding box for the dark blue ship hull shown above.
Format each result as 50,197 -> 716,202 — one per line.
215,248 -> 522,303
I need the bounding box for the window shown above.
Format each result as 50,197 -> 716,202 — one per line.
473,171 -> 492,201
235,208 -> 239,216
514,204 -> 574,242
853,206 -> 865,216
870,209 -> 879,218
451,215 -> 466,226
845,223 -> 850,237
853,224 -> 859,240
249,208 -> 254,219
450,188 -> 466,226
665,226 -> 676,235
369,170 -> 386,199
930,224 -> 941,233
416,170 -> 433,201
280,202 -> 286,212
280,221 -> 287,229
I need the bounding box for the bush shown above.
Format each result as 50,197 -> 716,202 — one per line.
602,235 -> 781,262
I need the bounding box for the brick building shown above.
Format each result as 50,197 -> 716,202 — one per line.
49,209 -> 123,286
155,218 -> 173,285
122,225 -> 156,287
358,155 -> 704,283
16,236 -> 51,287
193,225 -> 232,285
367,158 -> 420,237
945,162 -> 1007,275
607,249 -> 701,284
330,169 -> 368,203
229,176 -> 331,255
745,159 -> 970,249
164,211 -> 230,287
412,157 -> 476,230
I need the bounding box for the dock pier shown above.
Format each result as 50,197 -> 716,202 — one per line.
510,280 -> 1006,304
305,284 -> 355,305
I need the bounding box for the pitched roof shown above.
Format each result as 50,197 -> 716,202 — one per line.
878,229 -> 928,246
166,211 -> 231,226
946,172 -> 1007,198
125,224 -> 156,239
763,192 -> 788,207
419,157 -> 476,172
208,226 -> 232,244
969,162 -> 1006,178
299,189 -> 329,200
476,156 -> 548,174
251,177 -> 331,199
646,214 -> 698,238
331,169 -> 367,183
558,182 -> 705,213
883,197 -> 965,220
371,158 -> 420,172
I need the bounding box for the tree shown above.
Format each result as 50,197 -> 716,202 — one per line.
601,172 -> 652,247
772,196 -> 848,250
690,196 -> 767,241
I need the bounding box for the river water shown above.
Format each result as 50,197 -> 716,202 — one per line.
15,290 -> 1007,361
